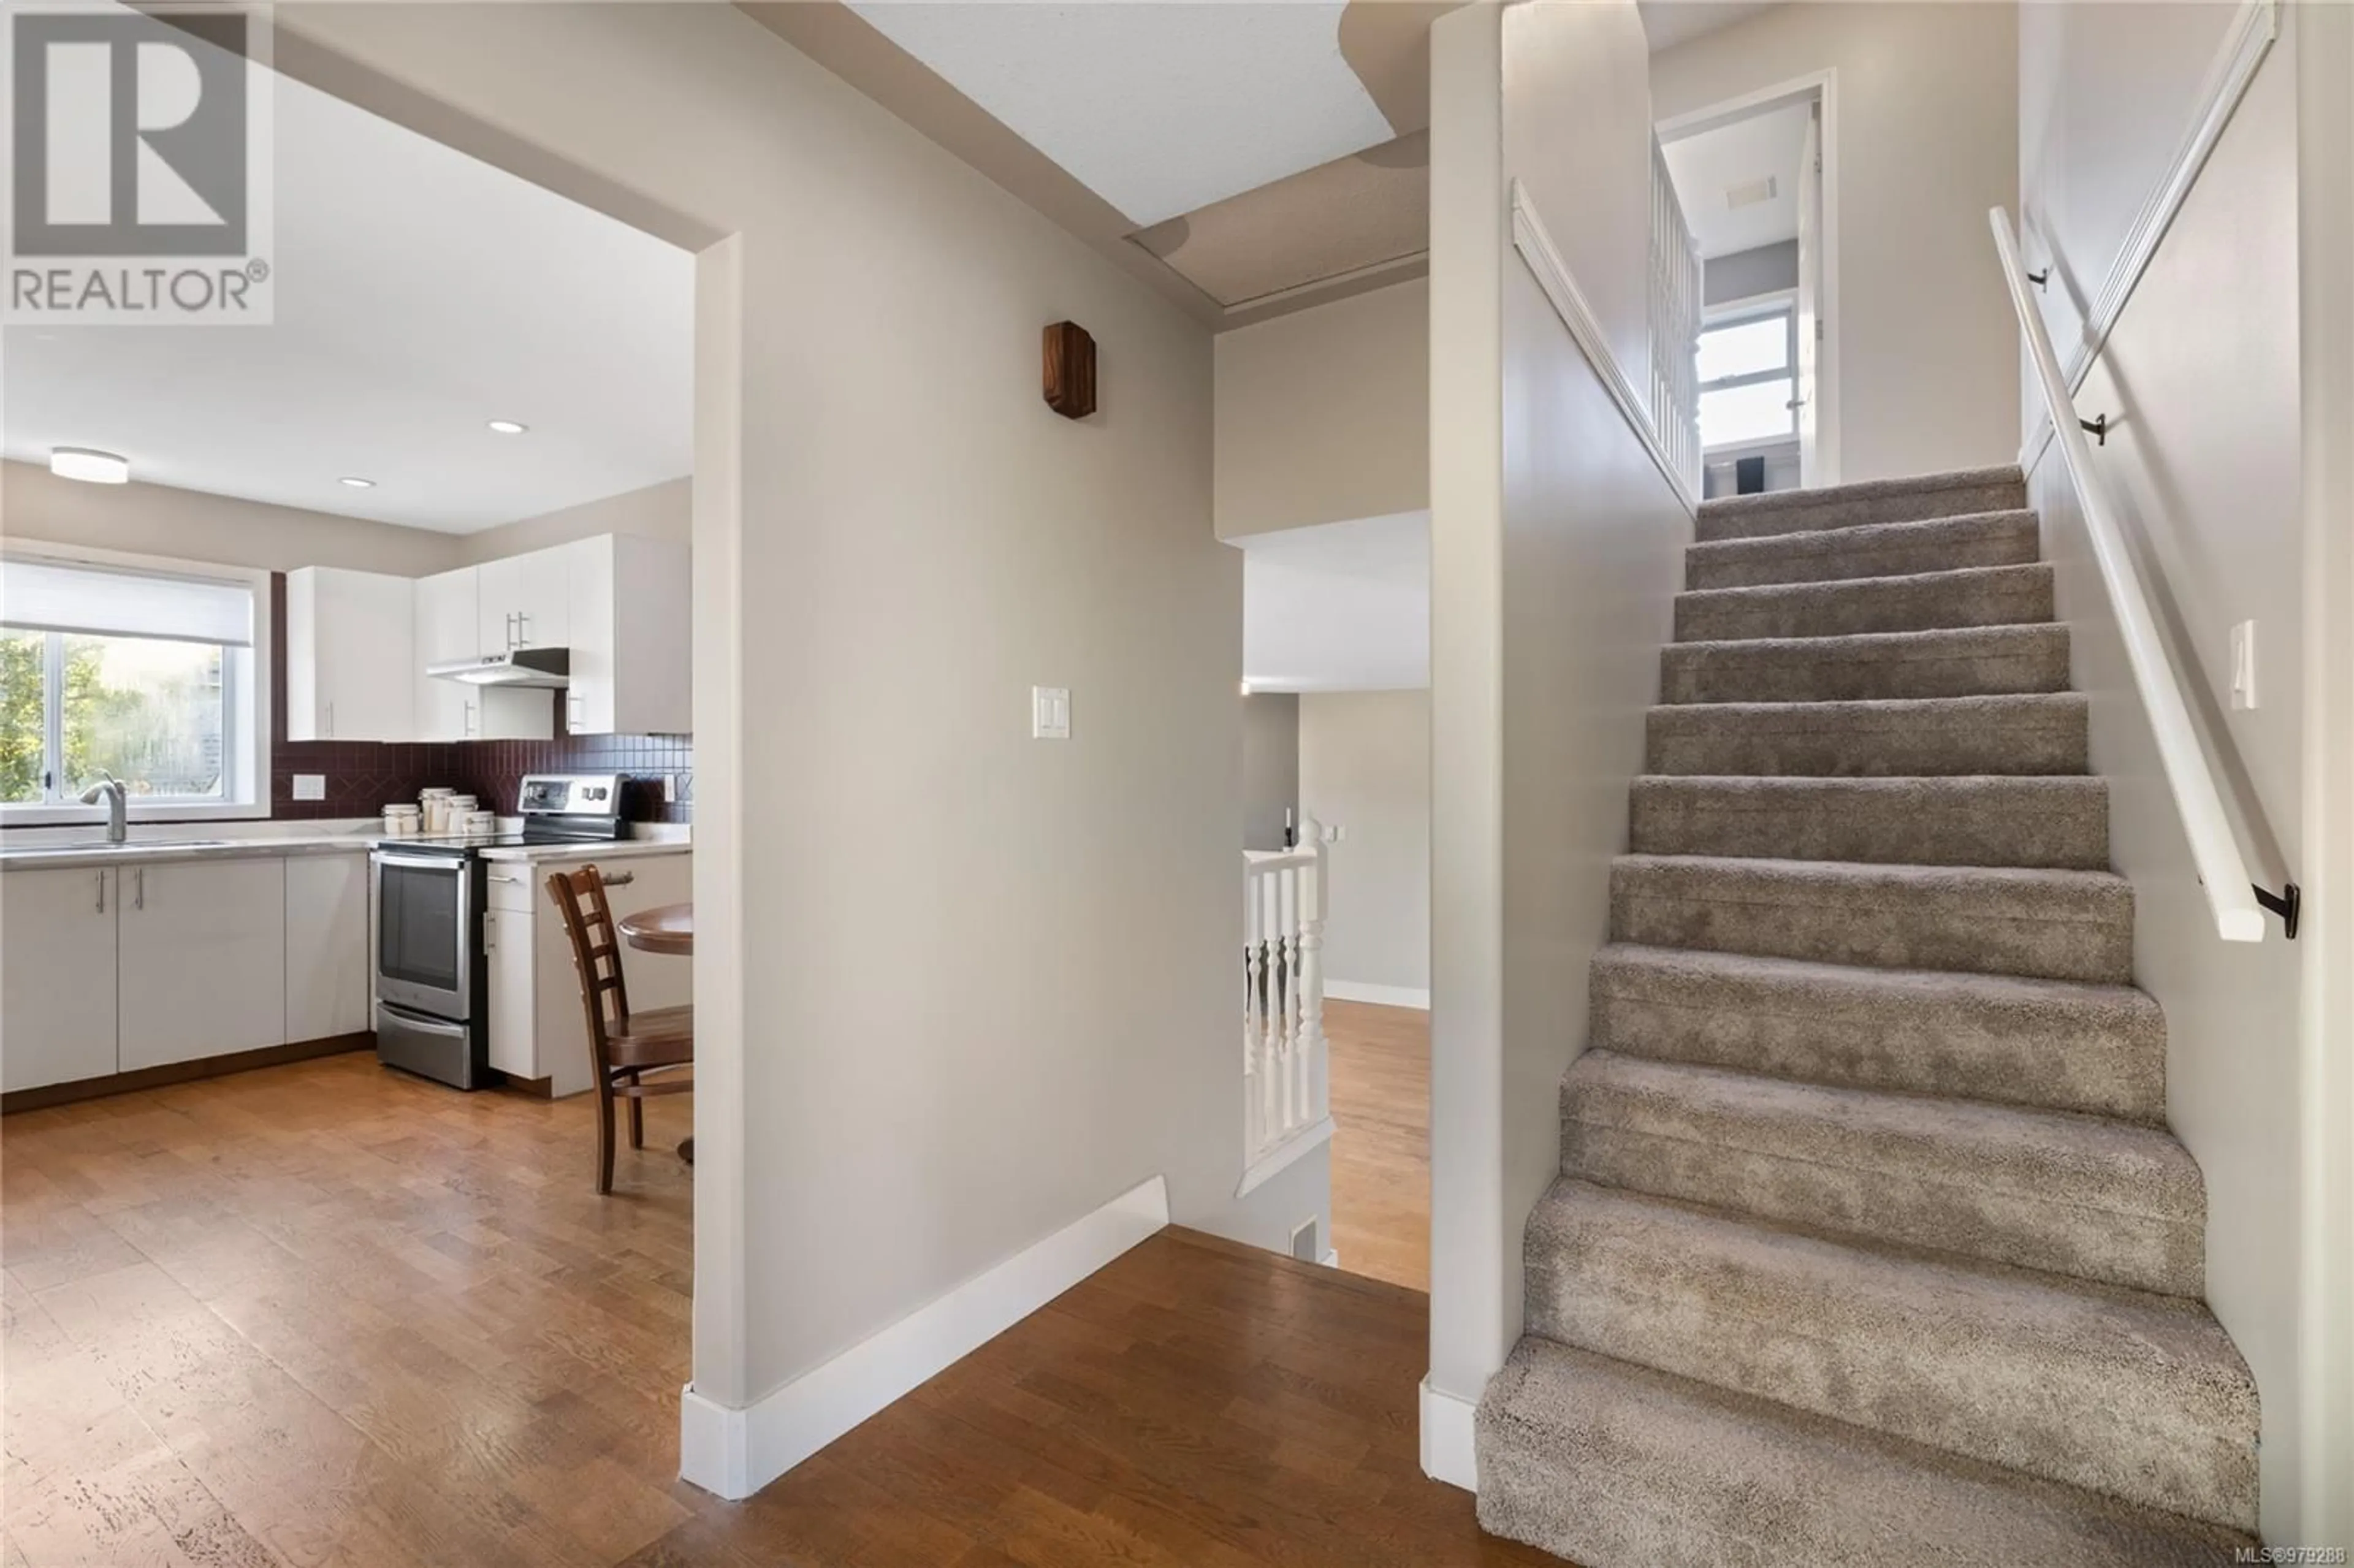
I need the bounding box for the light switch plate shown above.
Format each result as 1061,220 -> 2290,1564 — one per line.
2230,620 -> 2257,710
1032,686 -> 1071,740
292,774 -> 326,801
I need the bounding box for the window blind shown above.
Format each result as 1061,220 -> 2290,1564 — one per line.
0,558 -> 254,647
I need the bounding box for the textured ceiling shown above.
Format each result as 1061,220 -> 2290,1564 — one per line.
1662,99 -> 1811,259
844,2 -> 1398,226
4,41 -> 691,531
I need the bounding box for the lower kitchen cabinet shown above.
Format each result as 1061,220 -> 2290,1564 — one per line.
484,853 -> 691,1097
286,853 -> 371,1041
116,858 -> 288,1073
0,867 -> 121,1093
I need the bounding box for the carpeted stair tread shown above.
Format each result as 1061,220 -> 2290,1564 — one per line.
1561,1050 -> 2203,1294
1609,854 -> 2134,983
1661,624 -> 2070,705
1476,1338 -> 2255,1567
1522,1180 -> 2259,1531
1675,563 -> 2054,642
1645,693 -> 2090,777
1588,943 -> 2165,1121
1627,774 -> 2108,868
1687,510 -> 2040,591
1694,465 -> 2028,544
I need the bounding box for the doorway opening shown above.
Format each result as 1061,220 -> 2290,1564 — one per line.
1659,74 -> 1838,497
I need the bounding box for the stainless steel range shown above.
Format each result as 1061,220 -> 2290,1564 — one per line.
371,774 -> 628,1089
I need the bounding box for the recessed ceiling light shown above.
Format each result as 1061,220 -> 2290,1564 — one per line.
487,419 -> 528,435
51,447 -> 129,484
338,476 -> 376,489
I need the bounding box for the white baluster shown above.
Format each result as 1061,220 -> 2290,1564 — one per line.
1259,866 -> 1282,1155
1297,818 -> 1328,1130
1244,880 -> 1265,1158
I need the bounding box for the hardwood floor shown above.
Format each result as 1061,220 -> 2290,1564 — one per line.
1325,999 -> 1432,1292
2,1049 -> 1538,1567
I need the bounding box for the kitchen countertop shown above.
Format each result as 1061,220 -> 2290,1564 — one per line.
0,824 -> 383,871
1,824 -> 690,871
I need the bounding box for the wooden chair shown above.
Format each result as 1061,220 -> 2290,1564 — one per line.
545,865 -> 694,1193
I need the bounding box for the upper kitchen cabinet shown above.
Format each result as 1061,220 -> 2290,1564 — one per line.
286,567 -> 416,741
562,535 -> 691,735
414,567 -> 555,742
478,546 -> 571,655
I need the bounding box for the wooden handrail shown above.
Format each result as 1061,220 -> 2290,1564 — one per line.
1989,206 -> 2286,942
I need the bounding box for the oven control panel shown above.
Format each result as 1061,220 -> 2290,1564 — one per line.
517,774 -> 623,817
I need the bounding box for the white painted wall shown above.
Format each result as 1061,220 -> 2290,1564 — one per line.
1214,278 -> 1429,538
2022,6 -> 2351,1544
0,459 -> 464,576
269,1 -> 1323,1454
1651,2 -> 2021,483
1300,690 -> 1430,995
457,476 -> 691,564
1426,0 -> 1691,1461
2017,1 -> 2242,366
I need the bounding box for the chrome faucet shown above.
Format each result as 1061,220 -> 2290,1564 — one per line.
78,772 -> 127,843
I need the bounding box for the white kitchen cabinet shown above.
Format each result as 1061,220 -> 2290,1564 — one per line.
286,568 -> 416,741
116,858 -> 287,1073
414,566 -> 554,742
563,535 -> 691,736
478,546 -> 571,657
0,867 -> 121,1092
483,852 -> 690,1097
284,853 -> 370,1041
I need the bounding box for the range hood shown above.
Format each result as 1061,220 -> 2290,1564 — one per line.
427,647 -> 570,687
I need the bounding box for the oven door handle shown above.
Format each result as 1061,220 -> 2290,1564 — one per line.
373,851 -> 469,873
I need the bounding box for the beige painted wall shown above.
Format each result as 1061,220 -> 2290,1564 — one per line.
270,1 -> 1324,1423
0,459 -> 463,576
455,475 -> 690,564
1300,690 -> 1430,994
1651,2 -> 2021,484
1214,278 -> 1428,538
1428,0 -> 1691,1420
2024,21 -> 2332,1543
1242,692 -> 1299,852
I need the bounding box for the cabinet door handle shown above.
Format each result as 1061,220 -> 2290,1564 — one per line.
487,871 -> 524,884
603,871 -> 636,888
135,867 -> 145,911
464,698 -> 478,737
96,871 -> 105,913
516,612 -> 531,647
326,700 -> 335,738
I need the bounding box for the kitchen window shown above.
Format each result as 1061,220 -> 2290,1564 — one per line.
0,552 -> 268,821
1697,303 -> 1800,451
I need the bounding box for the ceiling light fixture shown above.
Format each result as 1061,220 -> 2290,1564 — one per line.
338,476 -> 377,489
487,419 -> 529,435
51,447 -> 129,484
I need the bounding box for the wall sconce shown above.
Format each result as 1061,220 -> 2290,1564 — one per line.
1043,321 -> 1096,420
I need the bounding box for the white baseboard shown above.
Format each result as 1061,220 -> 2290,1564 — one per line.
1326,980 -> 1431,1010
679,1173 -> 1170,1500
1420,1375 -> 1479,1491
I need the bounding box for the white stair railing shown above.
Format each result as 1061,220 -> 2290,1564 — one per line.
1242,823 -> 1329,1177
1649,137 -> 1704,495
1989,205 -> 2295,942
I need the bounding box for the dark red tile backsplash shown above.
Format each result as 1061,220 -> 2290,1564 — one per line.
267,574 -> 692,823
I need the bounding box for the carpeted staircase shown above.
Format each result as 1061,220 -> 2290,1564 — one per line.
1474,466 -> 2262,1566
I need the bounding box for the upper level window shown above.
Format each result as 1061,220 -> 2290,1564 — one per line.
1697,303 -> 1798,450
0,554 -> 265,820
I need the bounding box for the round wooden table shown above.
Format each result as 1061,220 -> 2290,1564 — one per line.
617,902 -> 694,1165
